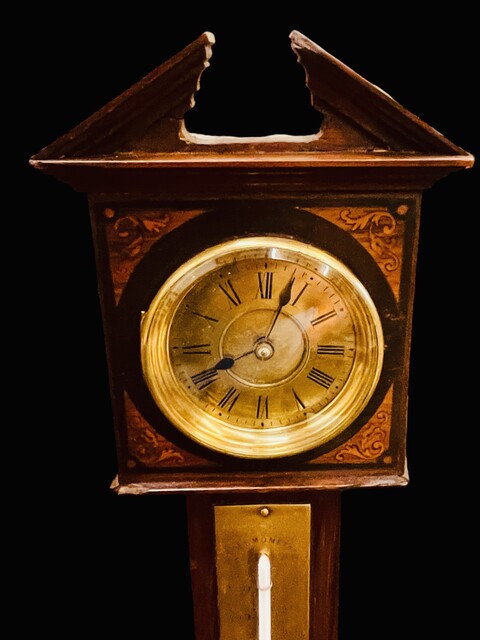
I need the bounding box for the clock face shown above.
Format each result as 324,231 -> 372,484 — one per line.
140,236 -> 384,458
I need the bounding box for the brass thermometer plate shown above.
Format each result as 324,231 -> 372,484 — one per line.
214,504 -> 311,639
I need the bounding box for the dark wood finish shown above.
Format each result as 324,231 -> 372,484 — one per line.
29,32 -> 216,159
186,491 -> 341,640
97,195 -> 412,492
27,29 -> 475,640
311,492 -> 341,640
186,495 -> 219,640
29,31 -> 472,193
29,31 -> 474,495
29,31 -> 473,498
30,31 -> 471,159
114,468 -> 407,494
290,31 -> 467,154
30,160 -> 470,194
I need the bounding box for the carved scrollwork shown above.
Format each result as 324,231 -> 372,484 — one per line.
339,205 -> 407,272
108,210 -> 173,258
127,413 -> 186,467
312,385 -> 393,464
105,207 -> 208,302
333,412 -> 388,461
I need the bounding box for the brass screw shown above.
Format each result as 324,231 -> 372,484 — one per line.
260,507 -> 270,517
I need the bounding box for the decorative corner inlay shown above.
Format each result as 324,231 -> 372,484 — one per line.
124,392 -> 214,468
302,204 -> 408,301
312,385 -> 393,464
128,412 -> 186,466
110,211 -> 173,258
104,207 -> 207,303
339,207 -> 402,272
332,413 -> 388,461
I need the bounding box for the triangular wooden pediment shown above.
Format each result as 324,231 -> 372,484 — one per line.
31,32 -> 216,160
289,31 -> 467,155
30,30 -> 473,171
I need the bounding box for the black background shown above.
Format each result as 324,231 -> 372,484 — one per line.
22,9 -> 477,639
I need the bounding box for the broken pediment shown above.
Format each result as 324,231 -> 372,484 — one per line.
30,30 -> 473,192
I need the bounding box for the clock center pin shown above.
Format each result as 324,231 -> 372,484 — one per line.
255,339 -> 274,361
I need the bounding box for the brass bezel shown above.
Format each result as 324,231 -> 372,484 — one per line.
141,236 -> 384,459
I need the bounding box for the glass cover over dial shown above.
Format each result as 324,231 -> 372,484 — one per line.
141,237 -> 384,458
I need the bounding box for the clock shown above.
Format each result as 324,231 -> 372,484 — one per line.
140,234 -> 383,459
29,29 -> 473,640
116,201 -> 398,468
29,28 -> 473,488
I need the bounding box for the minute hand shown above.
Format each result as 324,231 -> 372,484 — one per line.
265,276 -> 295,338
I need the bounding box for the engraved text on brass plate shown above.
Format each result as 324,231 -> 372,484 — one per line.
214,504 -> 311,640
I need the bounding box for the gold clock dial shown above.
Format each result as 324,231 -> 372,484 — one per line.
141,236 -> 384,458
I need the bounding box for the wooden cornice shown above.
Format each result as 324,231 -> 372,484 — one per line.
30,30 -> 474,193
31,32 -> 215,159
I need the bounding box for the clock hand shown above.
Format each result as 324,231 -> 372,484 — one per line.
213,276 -> 299,371
212,356 -> 235,370
233,348 -> 256,361
210,276 -> 296,372
212,349 -> 256,371
265,276 -> 295,338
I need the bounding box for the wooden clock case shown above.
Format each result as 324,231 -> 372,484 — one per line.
28,27 -> 475,640
30,31 -> 473,496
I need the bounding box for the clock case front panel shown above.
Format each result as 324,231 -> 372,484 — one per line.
90,194 -> 418,493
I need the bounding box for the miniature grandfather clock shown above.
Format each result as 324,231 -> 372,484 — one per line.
31,31 -> 473,639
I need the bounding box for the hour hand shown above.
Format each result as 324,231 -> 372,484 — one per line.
213,348 -> 256,371
213,356 -> 235,370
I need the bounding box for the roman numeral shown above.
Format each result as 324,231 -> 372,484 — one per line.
218,387 -> 240,411
182,343 -> 212,355
292,388 -> 306,410
257,272 -> 273,299
291,283 -> 308,306
307,367 -> 334,389
256,396 -> 269,419
219,280 -> 242,306
311,310 -> 337,327
191,368 -> 218,389
317,345 -> 345,356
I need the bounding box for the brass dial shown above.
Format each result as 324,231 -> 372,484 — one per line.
141,236 -> 384,458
